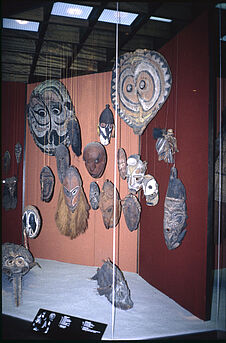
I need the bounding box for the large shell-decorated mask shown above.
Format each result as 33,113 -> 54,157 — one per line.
111,49 -> 172,135
27,80 -> 80,156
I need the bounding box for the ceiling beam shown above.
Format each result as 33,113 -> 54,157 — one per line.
61,1 -> 107,78
28,1 -> 54,83
105,2 -> 162,63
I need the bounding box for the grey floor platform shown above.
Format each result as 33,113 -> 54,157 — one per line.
2,258 -> 225,340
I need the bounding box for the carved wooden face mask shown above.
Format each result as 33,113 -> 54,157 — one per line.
27,80 -> 76,155
63,166 -> 81,213
163,167 -> 187,250
117,148 -> 127,180
40,166 -> 55,202
83,142 -> 107,178
122,194 -> 141,232
111,49 -> 172,135
2,176 -> 17,210
89,181 -> 100,210
55,144 -> 70,184
99,179 -> 121,229
15,142 -> 22,164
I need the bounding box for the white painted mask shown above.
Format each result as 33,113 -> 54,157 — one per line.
126,154 -> 147,194
142,174 -> 159,206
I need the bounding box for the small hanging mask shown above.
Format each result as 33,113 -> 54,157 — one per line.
89,181 -> 100,210
111,49 -> 172,135
67,117 -> 82,156
122,194 -> 141,232
98,104 -> 115,146
99,179 -> 121,229
163,167 -> 187,250
22,205 -> 42,239
15,142 -> 22,164
83,142 -> 107,178
126,154 -> 147,194
2,176 -> 17,210
55,144 -> 70,184
142,174 -> 159,206
63,166 -> 81,213
117,148 -> 127,180
40,166 -> 55,202
154,128 -> 178,163
27,80 -> 76,155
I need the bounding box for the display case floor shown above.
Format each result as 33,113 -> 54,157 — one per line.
2,258 -> 224,340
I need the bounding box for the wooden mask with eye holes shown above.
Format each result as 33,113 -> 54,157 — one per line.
83,142 -> 107,179
99,179 -> 121,229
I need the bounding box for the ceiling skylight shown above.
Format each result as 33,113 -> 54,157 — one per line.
51,2 -> 93,19
150,16 -> 172,23
98,9 -> 138,26
3,18 -> 39,32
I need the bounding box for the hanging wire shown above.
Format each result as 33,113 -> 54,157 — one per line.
174,35 -> 179,167
111,2 -> 119,339
216,4 -> 222,329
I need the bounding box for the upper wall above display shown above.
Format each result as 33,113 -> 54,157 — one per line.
2,0 -> 223,83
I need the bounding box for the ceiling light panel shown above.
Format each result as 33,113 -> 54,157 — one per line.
98,9 -> 138,25
3,18 -> 39,32
150,16 -> 172,23
51,2 -> 93,19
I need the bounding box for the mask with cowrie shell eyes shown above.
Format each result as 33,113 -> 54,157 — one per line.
142,174 -> 159,206
126,154 -> 147,194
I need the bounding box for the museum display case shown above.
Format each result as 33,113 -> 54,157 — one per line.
1,1 -> 225,340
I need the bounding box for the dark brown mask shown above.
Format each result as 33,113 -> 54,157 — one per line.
117,148 -> 127,180
99,179 -> 121,229
55,144 -> 70,184
122,194 -> 141,232
40,166 -> 55,202
83,142 -> 107,178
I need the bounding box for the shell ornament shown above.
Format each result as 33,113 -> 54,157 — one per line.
111,49 -> 172,135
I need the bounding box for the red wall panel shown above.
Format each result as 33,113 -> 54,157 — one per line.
139,12 -> 211,320
1,82 -> 26,244
25,72 -> 139,272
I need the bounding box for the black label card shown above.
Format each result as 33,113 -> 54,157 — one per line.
31,308 -> 107,340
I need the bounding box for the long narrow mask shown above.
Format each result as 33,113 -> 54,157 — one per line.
163,167 -> 187,250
